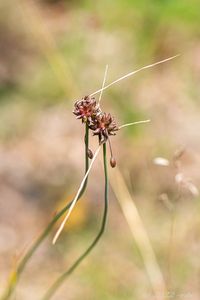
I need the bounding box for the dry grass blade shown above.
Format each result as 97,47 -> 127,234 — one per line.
90,55 -> 179,97
109,167 -> 166,300
52,146 -> 101,244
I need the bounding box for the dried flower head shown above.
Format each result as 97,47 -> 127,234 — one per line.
73,95 -> 101,123
89,112 -> 118,144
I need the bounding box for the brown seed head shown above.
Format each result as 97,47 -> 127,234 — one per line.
89,112 -> 118,144
73,96 -> 101,123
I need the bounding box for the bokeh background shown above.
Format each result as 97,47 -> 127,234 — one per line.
0,0 -> 200,299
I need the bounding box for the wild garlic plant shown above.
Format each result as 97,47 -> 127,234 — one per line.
0,55 -> 178,300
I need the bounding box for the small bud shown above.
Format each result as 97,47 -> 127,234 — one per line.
110,156 -> 116,168
87,148 -> 94,159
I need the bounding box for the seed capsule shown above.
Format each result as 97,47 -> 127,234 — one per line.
87,148 -> 94,159
110,156 -> 116,168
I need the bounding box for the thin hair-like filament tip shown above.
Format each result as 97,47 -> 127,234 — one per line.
98,64 -> 108,104
119,119 -> 151,129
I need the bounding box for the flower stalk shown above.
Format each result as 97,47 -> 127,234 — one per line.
41,143 -> 109,300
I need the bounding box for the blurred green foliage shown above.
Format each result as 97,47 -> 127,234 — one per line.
1,0 -> 199,139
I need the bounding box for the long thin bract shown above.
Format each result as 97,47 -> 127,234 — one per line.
119,119 -> 150,129
53,145 -> 101,244
90,55 -> 179,97
98,64 -> 108,104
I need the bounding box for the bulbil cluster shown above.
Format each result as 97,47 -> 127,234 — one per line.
89,112 -> 118,144
73,96 -> 100,123
73,95 -> 118,167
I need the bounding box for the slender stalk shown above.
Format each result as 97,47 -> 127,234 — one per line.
0,125 -> 90,300
107,137 -> 113,158
41,143 -> 108,300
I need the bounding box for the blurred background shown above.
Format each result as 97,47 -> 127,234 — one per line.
0,0 -> 200,299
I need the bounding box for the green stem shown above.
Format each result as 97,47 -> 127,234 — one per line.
0,125 -> 89,300
41,143 -> 108,300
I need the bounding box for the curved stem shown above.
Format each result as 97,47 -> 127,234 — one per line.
41,143 -> 108,300
0,125 -> 89,300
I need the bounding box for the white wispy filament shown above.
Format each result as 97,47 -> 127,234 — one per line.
53,146 -> 101,244
119,119 -> 150,129
90,55 -> 179,97
98,64 -> 108,104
